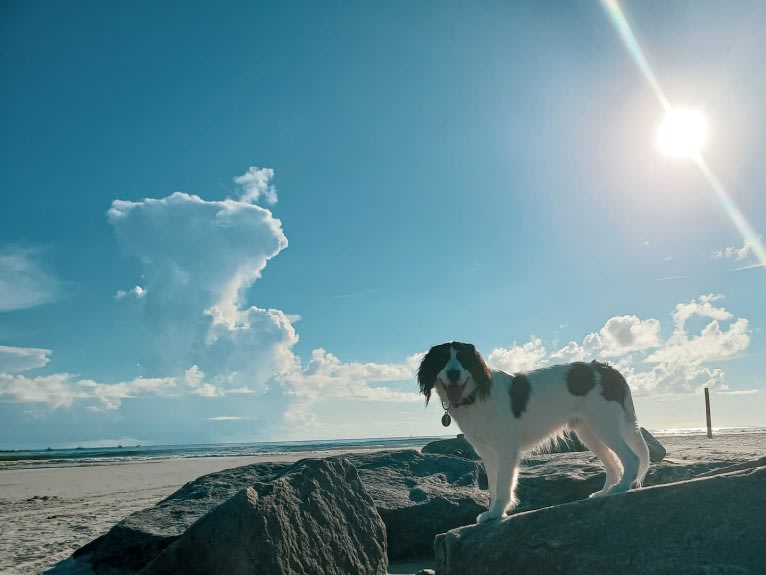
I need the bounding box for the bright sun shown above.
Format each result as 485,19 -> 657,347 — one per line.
657,107 -> 707,158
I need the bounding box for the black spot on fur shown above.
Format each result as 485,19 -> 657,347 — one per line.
509,374 -> 531,418
591,361 -> 628,407
566,362 -> 596,396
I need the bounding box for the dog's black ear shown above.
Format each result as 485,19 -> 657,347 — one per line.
465,344 -> 493,400
417,344 -> 448,406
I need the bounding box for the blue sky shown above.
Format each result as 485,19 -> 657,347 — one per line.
1,0 -> 765,449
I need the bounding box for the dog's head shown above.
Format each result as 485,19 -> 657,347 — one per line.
417,341 -> 492,406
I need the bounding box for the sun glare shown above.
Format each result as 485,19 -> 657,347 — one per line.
657,107 -> 707,158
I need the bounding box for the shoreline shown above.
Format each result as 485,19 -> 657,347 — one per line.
1,452 -> 370,502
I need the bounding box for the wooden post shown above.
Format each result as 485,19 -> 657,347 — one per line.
704,387 -> 713,439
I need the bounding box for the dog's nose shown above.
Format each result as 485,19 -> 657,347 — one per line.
446,369 -> 461,383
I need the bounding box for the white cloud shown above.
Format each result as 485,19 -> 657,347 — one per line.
0,284 -> 751,438
482,294 -> 749,398
2,168 -> 422,433
233,166 -> 278,204
278,349 -> 419,434
108,188 -> 291,391
550,341 -> 586,363
0,373 -> 79,408
208,416 -> 242,421
713,236 -> 766,272
624,295 -> 748,395
0,247 -> 60,311
303,348 -> 413,382
617,361 -> 726,396
670,293 -> 731,332
713,389 -> 759,396
487,337 -> 548,372
227,386 -> 256,394
182,365 -> 224,397
0,372 -> 177,410
115,285 -> 146,300
732,262 -> 766,272
597,315 -> 661,356
645,295 -> 749,366
283,349 -> 418,403
712,238 -> 756,261
105,168 -> 416,428
0,345 -> 52,372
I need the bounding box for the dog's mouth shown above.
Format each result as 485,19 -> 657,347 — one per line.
441,378 -> 469,405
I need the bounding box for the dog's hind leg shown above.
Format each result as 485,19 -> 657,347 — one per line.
571,421 -> 622,497
585,411 -> 641,494
476,447 -> 520,523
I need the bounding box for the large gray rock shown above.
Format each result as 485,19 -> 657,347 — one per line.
695,455 -> 766,478
345,450 -> 487,560
72,451 -> 486,571
423,429 -> 660,461
435,462 -> 766,575
641,427 -> 667,462
74,462 -> 290,573
422,434 -> 481,460
547,431 -> 587,453
140,458 -> 387,575
513,449 -> 737,515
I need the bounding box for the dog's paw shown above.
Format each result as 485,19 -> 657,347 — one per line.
605,483 -> 630,495
588,490 -> 608,498
476,510 -> 502,524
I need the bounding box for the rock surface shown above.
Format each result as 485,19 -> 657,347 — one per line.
73,451 -> 487,571
344,450 -> 487,560
547,431 -> 588,453
74,462 -> 290,573
140,458 -> 387,575
421,435 -> 481,460
640,427 -> 667,462
424,428 -> 666,461
423,431 -> 589,457
435,461 -> 766,575
71,439 -> 732,574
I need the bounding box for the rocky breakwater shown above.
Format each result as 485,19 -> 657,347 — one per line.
435,457 -> 766,575
139,458 -> 387,575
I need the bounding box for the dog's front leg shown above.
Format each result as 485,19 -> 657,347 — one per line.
477,449 -> 520,523
480,452 -> 497,510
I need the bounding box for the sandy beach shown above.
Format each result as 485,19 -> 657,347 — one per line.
1,433 -> 764,575
0,455 -> 295,574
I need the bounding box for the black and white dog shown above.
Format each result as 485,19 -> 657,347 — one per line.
418,341 -> 649,523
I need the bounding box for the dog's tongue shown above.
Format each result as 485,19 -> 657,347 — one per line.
446,385 -> 463,405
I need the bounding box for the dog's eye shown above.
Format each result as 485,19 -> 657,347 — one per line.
456,349 -> 471,366
430,346 -> 450,365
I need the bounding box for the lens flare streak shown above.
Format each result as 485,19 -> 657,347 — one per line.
599,0 -> 766,271
600,0 -> 670,111
694,155 -> 766,269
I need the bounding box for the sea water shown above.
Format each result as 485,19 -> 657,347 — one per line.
0,436 -> 448,470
